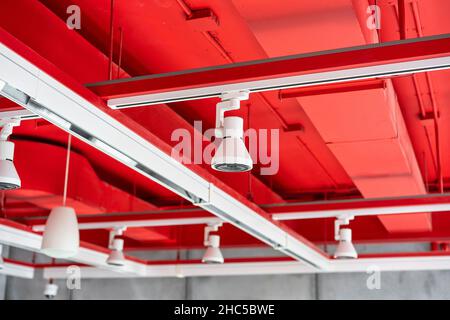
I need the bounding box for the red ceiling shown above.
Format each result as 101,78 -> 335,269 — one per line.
1,0 -> 450,252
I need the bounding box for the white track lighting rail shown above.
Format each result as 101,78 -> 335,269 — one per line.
272,202 -> 450,221
0,221 -> 147,276
43,254 -> 450,279
87,34 -> 450,109
0,109 -> 38,120
32,216 -> 222,232
0,260 -> 34,279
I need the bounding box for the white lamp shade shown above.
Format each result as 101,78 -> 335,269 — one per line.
106,250 -> 126,267
212,137 -> 253,172
106,238 -> 126,266
0,159 -> 21,190
202,235 -> 224,264
212,117 -> 253,172
202,246 -> 224,264
334,228 -> 358,259
41,206 -> 79,259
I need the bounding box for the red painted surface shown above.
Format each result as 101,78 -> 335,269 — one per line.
0,0 -> 450,257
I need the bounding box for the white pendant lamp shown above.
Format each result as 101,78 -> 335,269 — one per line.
41,134 -> 79,259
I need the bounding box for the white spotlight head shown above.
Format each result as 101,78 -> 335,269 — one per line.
334,228 -> 358,259
0,141 -> 20,190
202,235 -> 224,264
44,282 -> 58,299
41,206 -> 79,259
212,117 -> 253,172
106,238 -> 126,267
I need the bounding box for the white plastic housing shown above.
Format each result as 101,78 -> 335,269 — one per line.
223,117 -> 244,138
202,235 -> 224,264
208,234 -> 220,248
0,159 -> 21,190
0,141 -> 14,161
334,228 -> 358,259
212,117 -> 253,172
41,206 -> 80,259
44,283 -> 58,299
106,250 -> 125,267
106,238 -> 126,267
0,141 -> 20,190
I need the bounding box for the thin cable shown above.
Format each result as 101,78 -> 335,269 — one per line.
62,134 -> 72,206
108,0 -> 115,80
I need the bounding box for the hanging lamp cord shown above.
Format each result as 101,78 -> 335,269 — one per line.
62,134 -> 72,206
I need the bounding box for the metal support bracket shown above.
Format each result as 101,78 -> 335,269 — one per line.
334,215 -> 354,241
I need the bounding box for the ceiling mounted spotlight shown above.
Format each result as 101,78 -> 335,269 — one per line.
211,90 -> 253,173
0,119 -> 21,190
334,216 -> 357,260
44,280 -> 58,299
106,227 -> 127,267
41,134 -> 79,259
202,222 -> 224,264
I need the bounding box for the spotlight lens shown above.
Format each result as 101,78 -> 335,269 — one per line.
0,182 -> 20,190
211,135 -> 253,173
0,159 -> 21,190
212,162 -> 252,172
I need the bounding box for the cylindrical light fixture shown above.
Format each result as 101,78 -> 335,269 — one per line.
106,238 -> 126,267
202,235 -> 224,264
212,117 -> 253,172
41,206 -> 79,259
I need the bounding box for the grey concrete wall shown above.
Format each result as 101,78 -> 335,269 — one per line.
5,270 -> 450,300
0,275 -> 6,300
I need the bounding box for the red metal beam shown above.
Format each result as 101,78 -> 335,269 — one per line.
16,193 -> 450,225
265,193 -> 450,214
398,0 -> 407,40
279,79 -> 386,99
